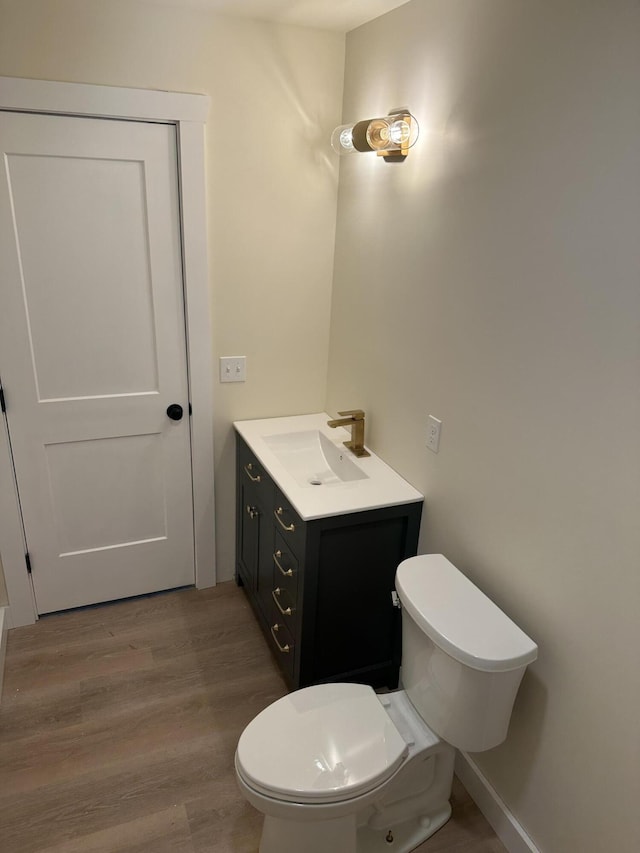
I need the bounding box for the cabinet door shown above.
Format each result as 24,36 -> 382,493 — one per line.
236,436 -> 275,621
237,441 -> 267,593
307,513 -> 411,685
238,476 -> 261,594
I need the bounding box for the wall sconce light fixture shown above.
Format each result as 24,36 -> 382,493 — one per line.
331,110 -> 419,160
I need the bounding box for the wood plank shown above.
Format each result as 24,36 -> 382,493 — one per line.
34,806 -> 195,853
0,670 -> 282,796
0,681 -> 82,740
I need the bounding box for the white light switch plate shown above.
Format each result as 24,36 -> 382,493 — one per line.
220,356 -> 246,383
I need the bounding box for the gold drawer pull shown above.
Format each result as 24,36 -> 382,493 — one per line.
274,507 -> 295,533
272,587 -> 294,617
244,463 -> 261,483
273,550 -> 294,578
246,504 -> 259,520
270,623 -> 292,653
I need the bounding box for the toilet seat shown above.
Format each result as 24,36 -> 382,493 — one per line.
235,683 -> 408,805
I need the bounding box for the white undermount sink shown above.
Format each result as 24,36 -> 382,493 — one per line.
263,429 -> 369,488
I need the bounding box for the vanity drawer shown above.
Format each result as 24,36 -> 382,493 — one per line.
238,442 -> 267,490
272,532 -> 299,598
268,615 -> 296,681
271,584 -> 297,621
273,489 -> 305,557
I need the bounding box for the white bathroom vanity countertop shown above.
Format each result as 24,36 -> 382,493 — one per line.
234,413 -> 423,521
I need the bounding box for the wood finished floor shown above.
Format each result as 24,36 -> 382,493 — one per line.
0,582 -> 506,853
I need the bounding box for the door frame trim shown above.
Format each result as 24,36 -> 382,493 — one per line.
0,76 -> 215,626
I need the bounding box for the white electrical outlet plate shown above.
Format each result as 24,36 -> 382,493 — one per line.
427,415 -> 442,453
220,356 -> 246,383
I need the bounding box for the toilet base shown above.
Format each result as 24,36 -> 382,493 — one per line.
257,801 -> 452,853
357,803 -> 451,852
261,814 -> 356,853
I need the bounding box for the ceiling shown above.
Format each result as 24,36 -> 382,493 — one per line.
134,0 -> 411,32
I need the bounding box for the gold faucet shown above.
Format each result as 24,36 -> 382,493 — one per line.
327,410 -> 370,458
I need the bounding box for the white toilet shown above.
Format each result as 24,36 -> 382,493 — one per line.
235,554 -> 538,853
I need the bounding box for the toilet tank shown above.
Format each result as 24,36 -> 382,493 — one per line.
395,555 -> 537,753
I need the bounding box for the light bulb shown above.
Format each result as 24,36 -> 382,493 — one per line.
389,119 -> 411,146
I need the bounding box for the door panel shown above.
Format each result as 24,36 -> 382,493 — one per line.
45,434 -> 167,554
7,153 -> 160,400
0,111 -> 195,614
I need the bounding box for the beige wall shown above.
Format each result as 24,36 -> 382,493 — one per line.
0,0 -> 344,585
327,0 -> 640,850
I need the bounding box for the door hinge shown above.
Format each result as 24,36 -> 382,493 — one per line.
0,385 -> 5,413
188,402 -> 192,416
25,552 -> 32,574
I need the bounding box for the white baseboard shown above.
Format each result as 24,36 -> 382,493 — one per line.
0,605 -> 9,702
455,751 -> 540,853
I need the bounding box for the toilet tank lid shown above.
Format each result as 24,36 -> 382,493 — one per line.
396,555 -> 538,672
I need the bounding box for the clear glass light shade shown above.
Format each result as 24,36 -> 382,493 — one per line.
389,118 -> 412,146
331,112 -> 419,156
331,123 -> 356,154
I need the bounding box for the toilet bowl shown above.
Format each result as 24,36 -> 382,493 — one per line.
235,554 -> 537,853
235,684 -> 454,853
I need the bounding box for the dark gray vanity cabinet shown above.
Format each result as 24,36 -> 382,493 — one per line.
235,434 -> 423,690
236,438 -> 276,626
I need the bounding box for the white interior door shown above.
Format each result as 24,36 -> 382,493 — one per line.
0,111 -> 195,614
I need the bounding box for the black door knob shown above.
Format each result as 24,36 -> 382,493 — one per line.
166,403 -> 183,421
